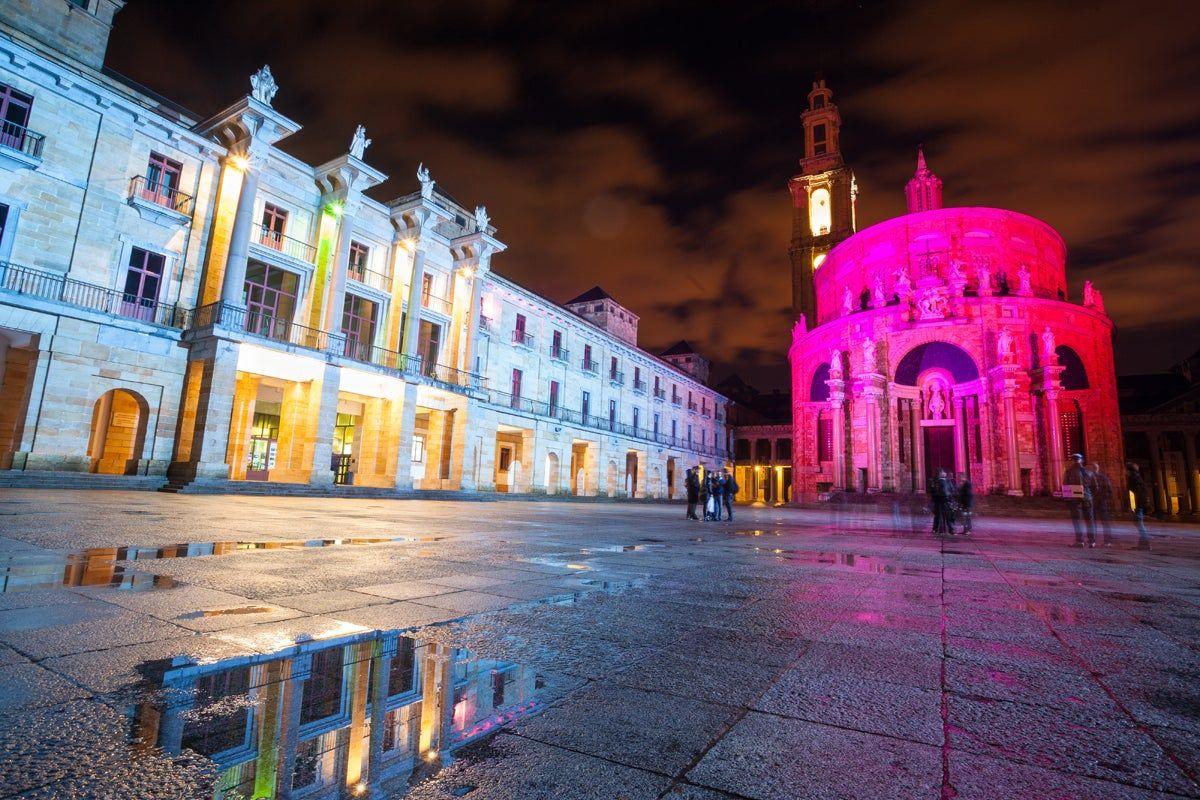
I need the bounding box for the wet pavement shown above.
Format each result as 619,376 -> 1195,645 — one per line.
0,489 -> 1198,799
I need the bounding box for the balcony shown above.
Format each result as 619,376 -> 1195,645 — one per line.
687,401 -> 699,413
550,345 -> 570,363
346,262 -> 391,293
341,338 -> 416,373
193,302 -> 332,352
609,371 -> 625,387
701,408 -> 712,418
511,330 -> 534,348
0,120 -> 45,170
127,176 -> 193,223
0,261 -> 190,328
653,387 -> 667,401
478,315 -> 493,334
421,291 -> 452,316
671,395 -> 682,407
256,226 -> 317,264
414,357 -> 487,392
632,378 -> 647,394
582,358 -> 599,374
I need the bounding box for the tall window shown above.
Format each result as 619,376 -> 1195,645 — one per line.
144,152 -> 182,206
0,84 -> 34,151
581,390 -> 590,419
552,329 -> 563,358
654,376 -> 661,394
388,638 -> 417,697
818,417 -> 833,462
609,399 -> 617,430
243,262 -> 299,333
687,425 -> 693,446
653,413 -> 660,436
121,247 -> 166,321
610,356 -> 618,378
260,203 -> 288,248
632,407 -> 639,431
583,343 -> 593,369
340,294 -> 377,359
1060,400 -> 1085,459
634,366 -> 641,385
299,647 -> 344,725
511,368 -> 523,402
671,420 -> 677,439
549,380 -> 559,415
347,241 -> 370,281
809,187 -> 832,236
812,123 -> 828,155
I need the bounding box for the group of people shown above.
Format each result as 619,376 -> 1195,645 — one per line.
684,468 -> 738,521
1062,454 -> 1152,549
926,470 -> 974,536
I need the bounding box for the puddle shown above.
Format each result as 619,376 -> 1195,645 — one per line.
0,537 -> 419,595
132,626 -> 549,798
761,549 -> 935,576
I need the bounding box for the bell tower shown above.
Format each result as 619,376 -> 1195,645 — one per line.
788,77 -> 857,327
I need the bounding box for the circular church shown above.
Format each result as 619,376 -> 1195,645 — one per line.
786,82 -> 1122,500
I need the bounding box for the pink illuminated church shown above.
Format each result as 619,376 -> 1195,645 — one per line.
787,80 -> 1123,500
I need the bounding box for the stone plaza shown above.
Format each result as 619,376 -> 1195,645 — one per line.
1,491 -> 1198,799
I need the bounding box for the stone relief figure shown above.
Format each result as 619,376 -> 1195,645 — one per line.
926,380 -> 947,420
250,65 -> 279,106
474,205 -> 490,231
1083,280 -> 1104,312
1041,325 -> 1058,363
872,276 -> 887,307
792,314 -> 807,342
349,125 -> 372,158
843,286 -> 854,315
829,348 -> 843,378
997,327 -> 1016,364
916,289 -> 947,320
949,257 -> 966,285
976,258 -> 992,296
861,337 -> 877,371
895,264 -> 913,297
1017,263 -> 1032,295
417,162 -> 435,199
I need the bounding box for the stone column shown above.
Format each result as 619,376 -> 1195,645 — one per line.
952,395 -> 967,479
275,653 -> 312,800
322,209 -> 356,339
859,374 -> 885,490
1147,432 -> 1168,514
172,337 -> 241,482
401,248 -> 428,365
344,640 -> 374,790
825,375 -> 847,490
367,638 -> 395,793
1040,365 -> 1065,493
219,160 -> 260,308
251,660 -> 287,799
459,267 -> 485,375
308,363 -> 342,487
394,381 -> 420,490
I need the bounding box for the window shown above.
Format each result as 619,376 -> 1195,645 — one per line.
687,425 -> 693,446
632,407 -> 639,431
756,438 -> 772,462
299,647 -> 344,725
498,448 -> 512,471
181,667 -> 251,757
809,187 -> 831,236
610,356 -> 618,378
291,737 -> 321,790
513,313 -> 529,345
818,417 -> 833,462
609,399 -> 617,430
515,313 -> 526,334
812,123 -> 828,155
654,376 -> 661,393
0,203 -> 9,258
671,420 -> 677,439
511,368 -> 522,402
0,84 -> 34,151
347,241 -> 370,281
388,638 -> 417,697
735,439 -> 751,460
143,152 -> 182,206
411,434 -> 425,463
653,413 -> 660,436
243,262 -> 299,333
549,380 -> 559,415
1060,400 -> 1085,459
581,390 -> 590,419
121,247 -> 166,320
340,294 -> 377,359
260,203 -> 288,247
552,330 -> 563,357
493,669 -> 515,708
583,343 -> 593,369
776,438 -> 792,461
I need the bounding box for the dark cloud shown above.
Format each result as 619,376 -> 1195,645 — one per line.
108,0 -> 1200,388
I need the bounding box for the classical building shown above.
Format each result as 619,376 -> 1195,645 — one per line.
787,81 -> 1122,500
721,376 -> 793,504
1120,348 -> 1200,517
0,1 -> 726,497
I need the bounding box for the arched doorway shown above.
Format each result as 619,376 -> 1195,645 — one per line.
544,451 -> 560,494
88,389 -> 149,475
625,452 -> 638,497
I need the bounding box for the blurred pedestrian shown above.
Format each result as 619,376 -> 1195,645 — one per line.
722,469 -> 738,521
957,476 -> 974,535
1090,462 -> 1115,546
1063,453 -> 1096,548
685,468 -> 700,520
1126,462 -> 1152,550
928,469 -> 952,537
699,471 -> 711,521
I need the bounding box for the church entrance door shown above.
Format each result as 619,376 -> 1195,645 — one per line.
923,425 -> 956,481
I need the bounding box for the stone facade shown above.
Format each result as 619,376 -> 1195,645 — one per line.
0,2 -> 727,495
787,97 -> 1123,501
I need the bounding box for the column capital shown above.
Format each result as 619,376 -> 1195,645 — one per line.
196,95 -> 301,160
315,154 -> 388,210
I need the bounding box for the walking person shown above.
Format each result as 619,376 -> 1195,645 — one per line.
706,473 -> 720,521
684,468 -> 700,520
928,469 -> 951,537
699,471 -> 711,521
957,475 -> 974,535
1090,462 -> 1115,546
1126,462 -> 1152,550
722,469 -> 738,522
1063,453 -> 1096,548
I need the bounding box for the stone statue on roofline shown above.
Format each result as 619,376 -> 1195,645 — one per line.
843,286 -> 854,315
861,337 -> 877,371
792,314 -> 807,342
829,348 -> 843,378
474,205 -> 490,231
350,125 -> 372,158
975,255 -> 992,297
1041,326 -> 1058,364
1017,263 -> 1032,296
250,65 -> 278,106
416,162 -> 434,199
872,276 -> 887,308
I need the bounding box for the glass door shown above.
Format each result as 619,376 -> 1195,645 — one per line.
246,411 -> 279,481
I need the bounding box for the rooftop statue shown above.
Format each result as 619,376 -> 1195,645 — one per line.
250,65 -> 278,106
475,205 -> 490,231
417,162 -> 435,199
350,125 -> 371,158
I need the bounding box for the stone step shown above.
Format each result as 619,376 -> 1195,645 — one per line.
0,471 -> 167,491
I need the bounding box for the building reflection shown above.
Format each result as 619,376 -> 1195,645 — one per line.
134,629 -> 542,798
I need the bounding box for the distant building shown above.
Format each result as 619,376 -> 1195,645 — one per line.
659,340 -> 711,384
1120,348 -> 1200,517
720,376 -> 792,504
0,1 -> 727,497
787,79 -> 1122,501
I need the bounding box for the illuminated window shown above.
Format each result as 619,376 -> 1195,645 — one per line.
809,187 -> 831,236
812,123 -> 828,155
812,252 -> 826,270
818,417 -> 833,462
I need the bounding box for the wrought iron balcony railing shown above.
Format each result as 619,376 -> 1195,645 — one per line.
192,302 -> 332,352
478,315 -> 493,333
129,175 -> 193,215
609,370 -> 625,386
687,401 -> 699,413
0,261 -> 190,328
0,120 -> 45,159
632,379 -> 647,393
582,358 -> 599,374
511,330 -> 534,347
257,226 -> 317,263
550,345 -> 570,362
653,387 -> 667,400
346,262 -> 391,293
671,395 -> 683,407
421,291 -> 452,316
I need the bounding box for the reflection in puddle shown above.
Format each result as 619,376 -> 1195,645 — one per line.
135,628 -> 545,798
0,537 -> 422,594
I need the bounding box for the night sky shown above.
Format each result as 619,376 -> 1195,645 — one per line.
107,0 -> 1200,390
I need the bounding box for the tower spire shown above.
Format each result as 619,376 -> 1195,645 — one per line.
905,144 -> 942,213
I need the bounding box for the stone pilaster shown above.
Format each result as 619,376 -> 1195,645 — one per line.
307,363 -> 342,487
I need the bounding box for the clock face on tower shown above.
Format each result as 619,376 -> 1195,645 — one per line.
809,186 -> 831,236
